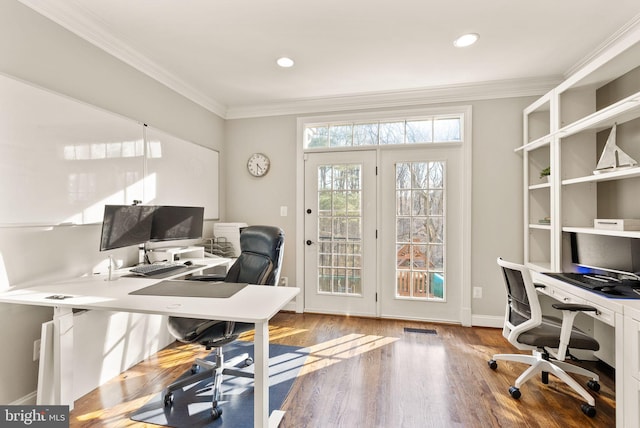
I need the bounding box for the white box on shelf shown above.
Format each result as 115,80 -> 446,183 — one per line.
593,219 -> 640,231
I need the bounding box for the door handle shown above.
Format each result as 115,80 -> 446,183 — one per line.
306,240 -> 313,246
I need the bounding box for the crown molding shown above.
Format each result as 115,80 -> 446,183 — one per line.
18,0 -> 228,118
225,77 -> 561,119
564,13 -> 640,78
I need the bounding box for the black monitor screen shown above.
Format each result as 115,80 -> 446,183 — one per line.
569,232 -> 640,275
150,206 -> 204,241
99,205 -> 155,251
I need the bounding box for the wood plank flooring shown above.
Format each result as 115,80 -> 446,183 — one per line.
69,312 -> 615,428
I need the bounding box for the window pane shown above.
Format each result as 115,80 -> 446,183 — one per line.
396,217 -> 410,242
428,162 -> 444,188
305,126 -> 329,148
330,124 -> 353,147
396,163 -> 411,189
434,118 -> 461,141
412,190 -> 428,216
379,122 -> 404,145
318,166 -> 333,190
353,123 -> 379,146
406,119 -> 433,143
397,190 -> 411,216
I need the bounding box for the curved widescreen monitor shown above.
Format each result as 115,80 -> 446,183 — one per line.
99,205 -> 156,251
150,206 -> 204,241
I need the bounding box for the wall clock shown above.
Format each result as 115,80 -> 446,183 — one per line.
247,152 -> 270,177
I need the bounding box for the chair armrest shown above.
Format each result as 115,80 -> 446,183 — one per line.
188,274 -> 226,282
552,303 -> 598,313
551,303 -> 598,361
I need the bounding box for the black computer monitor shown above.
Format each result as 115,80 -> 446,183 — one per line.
569,232 -> 640,275
149,206 -> 204,241
99,205 -> 155,251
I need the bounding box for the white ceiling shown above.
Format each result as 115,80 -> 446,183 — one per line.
20,0 -> 640,118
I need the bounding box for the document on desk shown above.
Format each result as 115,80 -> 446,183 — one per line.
129,280 -> 248,298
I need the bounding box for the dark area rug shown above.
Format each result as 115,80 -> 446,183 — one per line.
130,342 -> 308,427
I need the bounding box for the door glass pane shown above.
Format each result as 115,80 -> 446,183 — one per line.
317,163 -> 364,296
395,161 -> 445,301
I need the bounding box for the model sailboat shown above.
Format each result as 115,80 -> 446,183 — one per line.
593,123 -> 638,174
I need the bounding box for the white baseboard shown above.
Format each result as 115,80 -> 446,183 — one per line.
11,390 -> 37,405
471,314 -> 504,328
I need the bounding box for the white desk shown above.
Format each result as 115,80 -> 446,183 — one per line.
532,271 -> 629,427
0,258 -> 299,428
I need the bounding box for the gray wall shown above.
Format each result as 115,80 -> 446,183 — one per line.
225,97 -> 533,322
0,0 -> 224,404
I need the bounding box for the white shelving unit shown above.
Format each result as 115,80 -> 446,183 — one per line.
521,23 -> 640,272
520,20 -> 640,428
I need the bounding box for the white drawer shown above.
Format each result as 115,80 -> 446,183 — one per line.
587,300 -> 615,326
546,286 -> 583,304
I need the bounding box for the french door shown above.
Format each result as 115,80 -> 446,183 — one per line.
379,147 -> 464,323
303,147 -> 466,323
303,151 -> 377,316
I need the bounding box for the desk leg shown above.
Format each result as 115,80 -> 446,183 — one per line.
254,320 -> 268,428
53,307 -> 74,409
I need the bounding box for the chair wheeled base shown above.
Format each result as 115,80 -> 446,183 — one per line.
163,347 -> 254,420
488,348 -> 600,417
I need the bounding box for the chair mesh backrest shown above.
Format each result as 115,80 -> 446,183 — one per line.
501,265 -> 532,326
224,225 -> 284,286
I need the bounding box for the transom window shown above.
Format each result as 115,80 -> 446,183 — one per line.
304,115 -> 462,149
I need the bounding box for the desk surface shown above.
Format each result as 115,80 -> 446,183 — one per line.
0,258 -> 299,323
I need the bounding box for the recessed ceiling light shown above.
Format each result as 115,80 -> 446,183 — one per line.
276,57 -> 295,68
453,33 -> 479,48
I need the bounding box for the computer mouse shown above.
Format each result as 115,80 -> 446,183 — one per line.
184,261 -> 193,266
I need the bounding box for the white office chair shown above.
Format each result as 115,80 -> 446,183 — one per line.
488,258 -> 601,417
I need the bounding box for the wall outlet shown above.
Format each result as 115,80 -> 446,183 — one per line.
33,339 -> 41,362
279,276 -> 288,287
473,286 -> 483,299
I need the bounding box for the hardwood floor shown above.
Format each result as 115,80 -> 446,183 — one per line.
69,312 -> 615,427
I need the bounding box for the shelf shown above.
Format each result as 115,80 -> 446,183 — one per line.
515,135 -> 552,152
562,226 -> 640,239
557,91 -> 640,138
562,166 -> 640,185
529,223 -> 551,230
529,182 -> 551,190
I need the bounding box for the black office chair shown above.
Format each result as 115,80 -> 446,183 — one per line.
488,258 -> 601,417
163,225 -> 284,419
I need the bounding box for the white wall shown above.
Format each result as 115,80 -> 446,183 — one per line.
0,0 -> 224,404
225,97 -> 535,323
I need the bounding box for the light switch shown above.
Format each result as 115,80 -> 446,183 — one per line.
280,206 -> 288,216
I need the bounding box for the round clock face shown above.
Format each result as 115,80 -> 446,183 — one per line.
247,153 -> 270,177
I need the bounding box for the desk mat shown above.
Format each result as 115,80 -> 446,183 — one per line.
129,281 -> 248,298
130,341 -> 309,428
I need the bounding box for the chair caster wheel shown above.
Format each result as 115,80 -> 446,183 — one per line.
211,406 -> 223,419
190,364 -> 200,374
245,357 -> 254,367
488,359 -> 497,370
163,393 -> 173,407
587,380 -> 601,392
581,403 -> 596,417
508,386 -> 521,399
